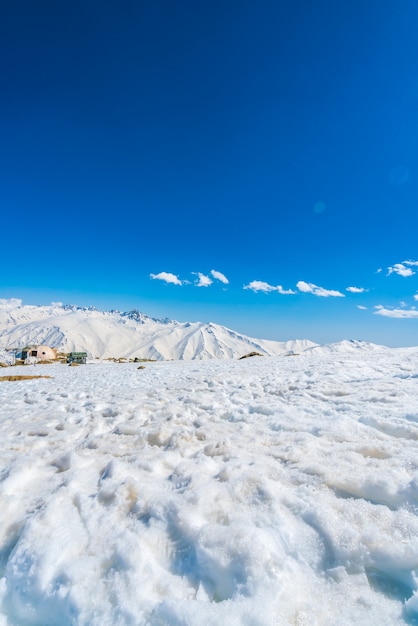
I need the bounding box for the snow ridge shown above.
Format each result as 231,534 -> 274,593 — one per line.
0,299 -> 319,360
0,299 -> 386,360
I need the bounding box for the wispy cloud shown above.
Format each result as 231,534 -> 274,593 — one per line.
346,286 -> 367,294
150,272 -> 182,286
414,293 -> 418,301
387,261 -> 418,277
244,280 -> 295,294
211,269 -> 229,284
195,273 -> 213,287
297,281 -> 345,298
150,270 -> 228,288
387,264 -> 414,277
357,305 -> 368,310
374,305 -> 418,318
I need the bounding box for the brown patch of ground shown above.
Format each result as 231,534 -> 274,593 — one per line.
0,375 -> 52,382
238,352 -> 264,360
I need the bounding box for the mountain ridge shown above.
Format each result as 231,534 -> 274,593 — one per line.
0,299 -> 318,360
0,299 -> 387,360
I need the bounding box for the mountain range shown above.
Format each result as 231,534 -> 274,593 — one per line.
0,299 -> 385,360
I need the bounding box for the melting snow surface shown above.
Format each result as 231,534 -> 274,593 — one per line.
1,349 -> 418,625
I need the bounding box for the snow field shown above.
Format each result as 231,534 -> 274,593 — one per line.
1,350 -> 418,624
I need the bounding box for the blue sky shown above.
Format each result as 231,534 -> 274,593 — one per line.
1,0 -> 418,346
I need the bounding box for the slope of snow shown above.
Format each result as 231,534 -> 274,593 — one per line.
0,351 -> 14,366
1,348 -> 418,624
305,338 -> 388,355
0,300 -> 317,360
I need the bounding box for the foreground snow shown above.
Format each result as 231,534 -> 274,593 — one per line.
1,348 -> 418,625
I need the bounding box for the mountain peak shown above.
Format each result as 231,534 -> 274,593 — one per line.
0,298 -> 384,360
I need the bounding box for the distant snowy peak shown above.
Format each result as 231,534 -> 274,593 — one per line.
121,309 -> 173,325
305,339 -> 387,355
0,298 -> 23,309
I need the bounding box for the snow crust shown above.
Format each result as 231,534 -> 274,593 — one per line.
1,347 -> 418,624
0,301 -> 317,360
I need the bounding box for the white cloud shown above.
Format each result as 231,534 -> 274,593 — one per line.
357,305 -> 368,310
376,268 -> 382,274
296,281 -> 345,298
387,263 -> 415,277
374,306 -> 418,319
211,269 -> 229,284
403,260 -> 418,267
150,272 -> 182,286
414,293 -> 418,301
196,273 -> 213,287
346,286 -> 367,294
244,280 -> 295,294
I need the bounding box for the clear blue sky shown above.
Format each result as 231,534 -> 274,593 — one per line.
1,0 -> 418,346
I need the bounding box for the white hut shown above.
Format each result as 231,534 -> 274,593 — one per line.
20,345 -> 56,362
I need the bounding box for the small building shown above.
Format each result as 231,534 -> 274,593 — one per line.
67,352 -> 87,364
19,345 -> 56,362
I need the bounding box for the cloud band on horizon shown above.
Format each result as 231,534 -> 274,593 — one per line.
374,305 -> 418,318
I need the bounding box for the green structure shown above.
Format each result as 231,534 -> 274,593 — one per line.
67,352 -> 87,364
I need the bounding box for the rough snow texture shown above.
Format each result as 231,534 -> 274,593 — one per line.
0,301 -> 318,360
1,347 -> 418,625
0,351 -> 14,366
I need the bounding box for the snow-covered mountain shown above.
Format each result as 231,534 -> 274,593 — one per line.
0,299 -> 317,360
304,339 -> 388,355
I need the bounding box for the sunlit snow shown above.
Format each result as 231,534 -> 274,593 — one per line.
1,348 -> 418,625
0,300 -> 316,361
